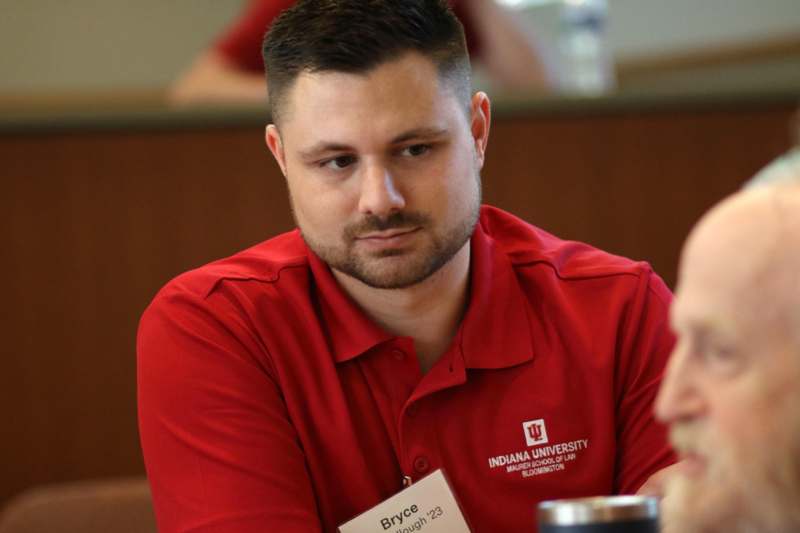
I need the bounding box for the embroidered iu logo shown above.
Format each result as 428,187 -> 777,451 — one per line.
522,419 -> 548,447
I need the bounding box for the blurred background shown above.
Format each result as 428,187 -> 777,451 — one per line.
1,0 -> 799,529
2,0 -> 799,95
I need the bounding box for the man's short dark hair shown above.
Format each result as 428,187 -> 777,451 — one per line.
262,0 -> 471,123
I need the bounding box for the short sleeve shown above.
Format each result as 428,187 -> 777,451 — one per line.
613,268 -> 677,493
137,280 -> 322,532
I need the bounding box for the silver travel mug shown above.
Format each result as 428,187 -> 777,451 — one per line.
537,495 -> 658,533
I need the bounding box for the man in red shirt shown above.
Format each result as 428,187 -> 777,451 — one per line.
139,2 -> 674,531
168,0 -> 553,105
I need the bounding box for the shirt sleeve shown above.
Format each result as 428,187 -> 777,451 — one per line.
137,279 -> 322,533
612,268 -> 677,494
213,0 -> 296,73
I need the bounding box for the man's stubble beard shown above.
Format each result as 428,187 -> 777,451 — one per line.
291,171 -> 482,290
661,407 -> 800,533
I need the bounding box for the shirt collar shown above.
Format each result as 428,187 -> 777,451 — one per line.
307,211 -> 536,368
456,217 -> 535,369
307,244 -> 393,363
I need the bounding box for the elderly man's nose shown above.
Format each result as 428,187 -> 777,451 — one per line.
656,344 -> 706,423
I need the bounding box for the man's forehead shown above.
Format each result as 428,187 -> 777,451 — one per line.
284,53 -> 449,116
676,195 -> 776,319
684,192 -> 781,277
278,55 -> 466,148
676,187 -> 800,336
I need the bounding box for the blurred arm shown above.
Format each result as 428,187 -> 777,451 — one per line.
138,285 -> 322,532
636,462 -> 682,498
168,50 -> 267,106
167,0 -> 293,106
461,0 -> 557,92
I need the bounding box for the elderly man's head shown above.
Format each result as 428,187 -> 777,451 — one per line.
656,153 -> 800,533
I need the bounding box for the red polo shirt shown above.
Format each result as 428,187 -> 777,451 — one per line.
138,206 -> 675,533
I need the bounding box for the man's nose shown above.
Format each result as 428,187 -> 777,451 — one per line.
655,342 -> 706,424
357,162 -> 405,217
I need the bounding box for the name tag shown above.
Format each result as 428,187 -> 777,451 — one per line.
339,469 -> 471,533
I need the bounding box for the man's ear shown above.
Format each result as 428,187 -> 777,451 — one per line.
265,124 -> 287,177
470,91 -> 491,169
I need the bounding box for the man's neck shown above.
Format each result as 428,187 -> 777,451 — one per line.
333,243 -> 471,374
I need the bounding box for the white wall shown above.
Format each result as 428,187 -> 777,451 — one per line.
0,0 -> 243,92
508,0 -> 800,59
607,0 -> 800,59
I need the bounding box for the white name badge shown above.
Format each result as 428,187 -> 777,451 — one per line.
338,469 -> 471,533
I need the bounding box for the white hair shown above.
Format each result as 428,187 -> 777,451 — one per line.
744,148 -> 800,190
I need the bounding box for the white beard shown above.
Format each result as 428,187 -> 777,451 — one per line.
661,413 -> 800,533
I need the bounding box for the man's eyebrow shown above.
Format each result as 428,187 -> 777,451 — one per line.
298,127 -> 450,160
391,127 -> 450,144
299,142 -> 354,160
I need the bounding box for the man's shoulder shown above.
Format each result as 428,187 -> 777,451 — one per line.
150,229 -> 308,307
480,205 -> 652,282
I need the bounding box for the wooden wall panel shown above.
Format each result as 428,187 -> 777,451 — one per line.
483,104 -> 793,286
0,102 -> 794,506
0,128 -> 290,505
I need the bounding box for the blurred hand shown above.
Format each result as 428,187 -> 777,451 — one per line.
636,461 -> 682,499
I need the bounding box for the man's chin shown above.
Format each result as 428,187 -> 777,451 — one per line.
661,470 -> 731,533
661,467 -> 759,533
338,254 -> 439,290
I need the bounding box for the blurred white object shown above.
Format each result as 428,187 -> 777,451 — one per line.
558,0 -> 616,94
745,147 -> 800,189
497,0 -> 560,7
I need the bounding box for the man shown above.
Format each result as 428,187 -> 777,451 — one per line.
139,2 -> 674,531
656,151 -> 800,533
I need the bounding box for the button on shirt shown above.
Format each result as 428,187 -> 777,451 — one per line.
138,206 -> 676,533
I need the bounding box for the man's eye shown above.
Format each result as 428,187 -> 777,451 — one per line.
322,155 -> 356,170
700,344 -> 742,375
401,144 -> 430,157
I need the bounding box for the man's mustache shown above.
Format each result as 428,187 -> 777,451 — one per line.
345,211 -> 430,238
669,423 -> 704,454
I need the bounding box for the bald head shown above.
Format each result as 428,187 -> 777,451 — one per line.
678,181 -> 800,350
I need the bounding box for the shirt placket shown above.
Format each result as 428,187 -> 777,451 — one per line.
397,342 -> 468,485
